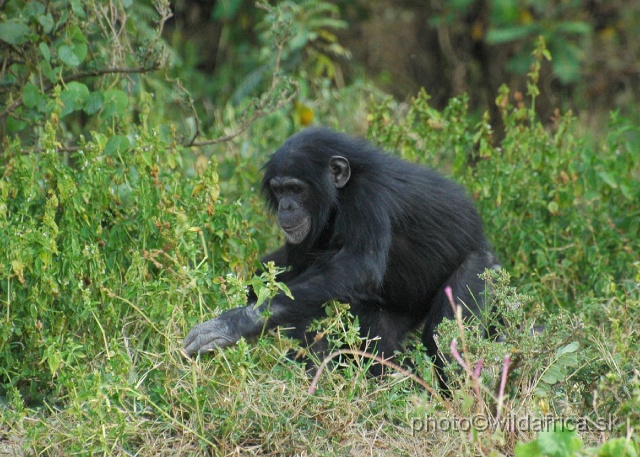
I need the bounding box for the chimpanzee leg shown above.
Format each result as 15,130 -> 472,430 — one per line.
283,323 -> 331,374
355,306 -> 417,376
421,250 -> 498,389
284,305 -> 416,376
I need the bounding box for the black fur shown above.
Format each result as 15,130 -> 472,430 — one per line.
184,128 -> 497,383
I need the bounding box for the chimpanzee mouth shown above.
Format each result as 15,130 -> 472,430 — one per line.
280,218 -> 311,244
282,223 -> 303,233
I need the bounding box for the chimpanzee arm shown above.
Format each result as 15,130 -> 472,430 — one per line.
184,245 -> 292,356
260,245 -> 288,264
266,246 -> 389,325
183,245 -> 388,356
183,194 -> 392,357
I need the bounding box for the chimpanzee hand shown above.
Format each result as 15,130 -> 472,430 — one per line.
184,316 -> 239,356
183,305 -> 265,357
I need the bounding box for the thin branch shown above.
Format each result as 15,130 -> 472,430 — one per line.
308,348 -> 436,396
55,65 -> 159,84
446,285 -> 483,401
187,87 -> 299,147
185,27 -> 299,148
495,355 -> 511,424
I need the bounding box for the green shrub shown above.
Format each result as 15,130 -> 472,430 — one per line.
0,114 -> 263,397
1,2 -> 639,454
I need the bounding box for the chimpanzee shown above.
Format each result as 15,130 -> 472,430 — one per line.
184,127 -> 498,381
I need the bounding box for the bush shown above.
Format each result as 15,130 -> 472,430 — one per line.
1,3 -> 639,456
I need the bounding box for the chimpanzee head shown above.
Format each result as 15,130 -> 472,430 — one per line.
261,129 -> 351,245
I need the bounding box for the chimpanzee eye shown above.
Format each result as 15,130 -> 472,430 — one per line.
271,183 -> 282,195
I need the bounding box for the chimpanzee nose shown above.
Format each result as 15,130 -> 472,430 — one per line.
280,199 -> 292,211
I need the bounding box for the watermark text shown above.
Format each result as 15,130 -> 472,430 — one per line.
411,414 -> 619,435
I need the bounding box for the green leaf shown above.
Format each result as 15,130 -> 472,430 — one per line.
508,52 -> 535,75
279,283 -> 294,300
551,40 -> 581,84
104,135 -> 131,156
39,59 -> 58,83
556,341 -> 579,355
25,1 -> 46,17
486,25 -> 537,44
39,42 -> 51,61
598,171 -> 618,189
42,347 -> 62,377
540,364 -> 565,385
537,430 -> 582,457
101,89 -> 129,118
70,0 -> 87,17
597,438 -> 638,457
84,92 -> 104,115
256,287 -> 270,308
23,83 -> 42,109
515,440 -> 542,457
0,19 -> 30,45
619,183 -> 633,200
60,82 -> 90,116
58,26 -> 88,67
540,342 -> 579,385
68,25 -> 88,62
5,116 -> 28,133
58,45 -> 81,67
38,13 -> 55,33
555,21 -> 592,35
531,151 -> 542,169
490,0 -> 519,23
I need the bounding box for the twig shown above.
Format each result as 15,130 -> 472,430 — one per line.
308,348 -> 435,396
445,286 -> 483,400
186,87 -> 298,147
495,355 -> 511,423
185,24 -> 299,148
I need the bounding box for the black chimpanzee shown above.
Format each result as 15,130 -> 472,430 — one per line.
184,127 -> 498,381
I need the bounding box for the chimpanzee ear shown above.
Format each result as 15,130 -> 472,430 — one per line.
329,155 -> 351,188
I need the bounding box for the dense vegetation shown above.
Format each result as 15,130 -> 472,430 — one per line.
1,1 -> 639,455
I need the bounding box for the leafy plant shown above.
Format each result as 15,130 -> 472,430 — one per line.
0,0 -> 170,141
515,429 -> 583,457
1,2 -> 639,454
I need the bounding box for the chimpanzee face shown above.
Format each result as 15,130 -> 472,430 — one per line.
269,177 -> 312,244
267,156 -> 351,245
